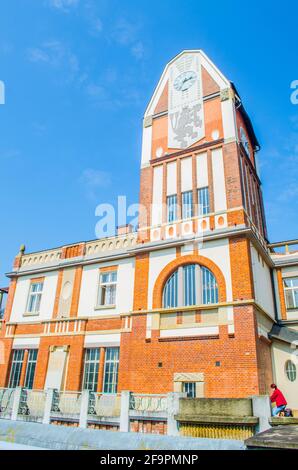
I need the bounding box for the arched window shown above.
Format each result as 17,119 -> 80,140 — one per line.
163,264 -> 218,308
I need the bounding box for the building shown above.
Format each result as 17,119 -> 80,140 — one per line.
0,287 -> 8,319
0,50 -> 297,411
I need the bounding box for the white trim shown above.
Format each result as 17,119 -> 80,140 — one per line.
160,326 -> 219,338
84,333 -> 120,348
12,337 -> 40,349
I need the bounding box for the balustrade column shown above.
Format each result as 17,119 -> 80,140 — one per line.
97,347 -> 105,393
120,391 -> 130,432
19,349 -> 29,387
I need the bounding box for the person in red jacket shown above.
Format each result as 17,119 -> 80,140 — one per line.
270,384 -> 287,416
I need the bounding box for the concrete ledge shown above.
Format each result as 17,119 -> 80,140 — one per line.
270,417 -> 298,426
175,415 -> 258,425
0,419 -> 245,450
245,425 -> 298,449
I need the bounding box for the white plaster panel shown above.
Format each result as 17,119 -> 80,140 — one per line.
141,125 -> 152,167
167,161 -> 177,196
10,272 -> 58,323
12,337 -> 40,349
282,266 -> 298,278
151,165 -> 163,226
77,258 -> 135,317
160,326 -> 219,338
200,238 -> 232,302
272,341 -> 298,410
221,99 -> 236,141
84,333 -> 120,348
147,248 -> 177,310
196,152 -> 208,188
181,157 -> 192,192
211,147 -> 227,212
251,245 -> 275,318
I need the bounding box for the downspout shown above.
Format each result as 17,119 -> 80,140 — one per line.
270,268 -> 279,323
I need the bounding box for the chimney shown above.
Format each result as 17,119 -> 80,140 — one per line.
117,224 -> 133,236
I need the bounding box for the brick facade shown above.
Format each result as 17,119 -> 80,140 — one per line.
0,50 -> 282,401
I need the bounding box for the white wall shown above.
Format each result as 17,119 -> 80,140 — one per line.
196,152 -> 208,188
221,99 -> 236,141
200,238 -> 232,302
181,157 -> 192,192
77,258 -> 135,317
167,161 -> 177,195
251,245 -> 275,318
141,124 -> 152,167
147,241 -> 232,307
211,147 -> 227,212
147,248 -> 177,309
272,341 -> 298,410
10,272 -> 58,323
151,165 -> 163,226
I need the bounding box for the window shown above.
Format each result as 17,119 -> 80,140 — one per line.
284,277 -> 298,310
183,264 -> 196,306
182,191 -> 193,220
26,282 -> 43,314
183,382 -> 196,398
103,347 -> 119,394
163,270 -> 178,309
97,271 -> 117,306
24,349 -> 38,389
285,360 -> 297,382
202,266 -> 218,304
83,348 -> 100,392
163,264 -> 218,308
8,350 -> 24,388
167,194 -> 177,222
198,187 -> 210,215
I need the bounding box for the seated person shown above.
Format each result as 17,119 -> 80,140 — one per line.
270,383 -> 287,416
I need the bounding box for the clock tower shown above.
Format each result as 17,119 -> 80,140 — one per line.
138,49 -> 266,244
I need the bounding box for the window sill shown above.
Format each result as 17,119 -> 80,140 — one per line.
94,305 -> 116,311
23,312 -> 40,317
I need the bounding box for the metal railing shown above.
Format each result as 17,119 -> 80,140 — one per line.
88,393 -> 121,418
129,393 -> 168,413
51,391 -> 82,421
0,388 -> 15,419
18,389 -> 46,422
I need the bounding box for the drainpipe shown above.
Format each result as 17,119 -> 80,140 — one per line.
270,268 -> 279,323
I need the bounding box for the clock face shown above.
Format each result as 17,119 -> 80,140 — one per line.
174,71 -> 197,92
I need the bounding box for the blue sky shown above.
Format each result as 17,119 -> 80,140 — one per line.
0,0 -> 297,286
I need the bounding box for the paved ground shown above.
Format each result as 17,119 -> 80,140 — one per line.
0,419 -> 245,450
245,425 -> 298,449
0,440 -> 46,450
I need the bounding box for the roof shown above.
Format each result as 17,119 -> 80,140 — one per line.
269,324 -> 298,345
231,82 -> 260,151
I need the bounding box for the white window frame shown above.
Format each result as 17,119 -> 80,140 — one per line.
284,277 -> 298,310
96,270 -> 117,308
167,194 -> 178,223
182,191 -> 193,220
163,264 -> 218,308
103,347 -> 119,394
182,382 -> 196,398
82,348 -> 100,392
25,281 -> 43,315
198,187 -> 210,216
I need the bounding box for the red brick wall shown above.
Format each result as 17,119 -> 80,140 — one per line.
118,305 -> 261,397
130,419 -> 167,434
